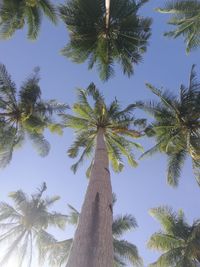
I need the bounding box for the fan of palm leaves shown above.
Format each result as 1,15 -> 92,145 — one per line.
0,0 -> 57,39
136,64 -> 200,186
148,206 -> 200,266
61,83 -> 145,175
59,0 -> 152,81
156,0 -> 200,53
0,183 -> 68,267
0,63 -> 68,168
42,194 -> 143,267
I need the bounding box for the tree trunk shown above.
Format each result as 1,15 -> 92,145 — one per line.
66,128 -> 114,267
105,0 -> 110,30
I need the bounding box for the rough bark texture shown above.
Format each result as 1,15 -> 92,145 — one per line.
66,128 -> 114,267
105,0 -> 110,30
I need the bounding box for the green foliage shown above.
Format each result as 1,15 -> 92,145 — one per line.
62,83 -> 145,174
0,63 -> 68,168
136,65 -> 200,186
0,0 -> 57,39
156,0 -> 200,53
148,206 -> 200,267
59,0 -> 152,81
43,195 -> 143,267
0,183 -> 68,267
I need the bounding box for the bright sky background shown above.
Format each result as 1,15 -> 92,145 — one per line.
0,0 -> 200,266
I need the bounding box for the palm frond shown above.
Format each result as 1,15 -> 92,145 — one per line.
38,0 -> 57,24
147,232 -> 184,251
0,202 -> 20,222
167,150 -> 187,187
67,204 -> 80,225
156,0 -> 200,52
0,64 -> 16,103
8,190 -> 28,207
112,214 -> 137,238
149,206 -> 180,234
113,239 -> 143,266
27,132 -> 50,157
0,0 -> 57,39
25,6 -> 41,39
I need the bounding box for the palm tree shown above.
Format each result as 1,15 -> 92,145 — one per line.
43,194 -> 142,267
0,0 -> 57,39
0,183 -> 68,267
59,0 -> 152,81
61,83 -> 144,267
136,65 -> 200,187
0,63 -> 67,168
156,0 -> 200,53
148,206 -> 200,266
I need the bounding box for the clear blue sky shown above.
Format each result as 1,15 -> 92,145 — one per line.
0,0 -> 200,266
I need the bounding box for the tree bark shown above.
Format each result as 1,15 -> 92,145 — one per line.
105,0 -> 110,30
66,127 -> 114,267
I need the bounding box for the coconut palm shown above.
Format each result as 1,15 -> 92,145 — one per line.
61,83 -> 144,267
156,0 -> 200,53
59,0 -> 152,81
148,206 -> 200,266
0,63 -> 68,168
43,195 -> 142,267
0,0 -> 57,39
136,64 -> 200,187
0,183 -> 68,267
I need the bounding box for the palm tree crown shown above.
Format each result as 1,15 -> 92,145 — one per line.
59,0 -> 152,81
148,206 -> 200,267
136,65 -> 200,186
0,183 -> 68,267
42,194 -> 143,267
156,0 -> 200,53
62,83 -> 145,175
0,64 -> 68,168
0,0 -> 57,39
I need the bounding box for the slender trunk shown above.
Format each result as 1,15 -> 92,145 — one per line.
105,0 -> 110,30
66,128 -> 114,267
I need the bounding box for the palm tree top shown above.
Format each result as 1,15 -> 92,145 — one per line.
6,182 -> 68,230
62,83 -> 145,174
0,63 -> 68,168
148,206 -> 200,267
136,65 -> 200,186
156,0 -> 200,53
0,0 -> 57,39
0,183 -> 68,267
59,0 -> 152,81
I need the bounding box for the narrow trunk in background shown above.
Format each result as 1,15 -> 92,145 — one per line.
66,128 -> 114,267
105,0 -> 110,30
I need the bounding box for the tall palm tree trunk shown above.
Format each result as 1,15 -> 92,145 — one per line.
66,127 -> 114,267
105,0 -> 110,30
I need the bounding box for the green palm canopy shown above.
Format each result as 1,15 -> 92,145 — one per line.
0,0 -> 57,39
136,65 -> 200,186
59,0 -> 152,81
148,206 -> 200,267
62,83 -> 145,175
0,64 -> 68,168
156,0 -> 200,53
0,183 -> 68,267
42,194 -> 143,267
